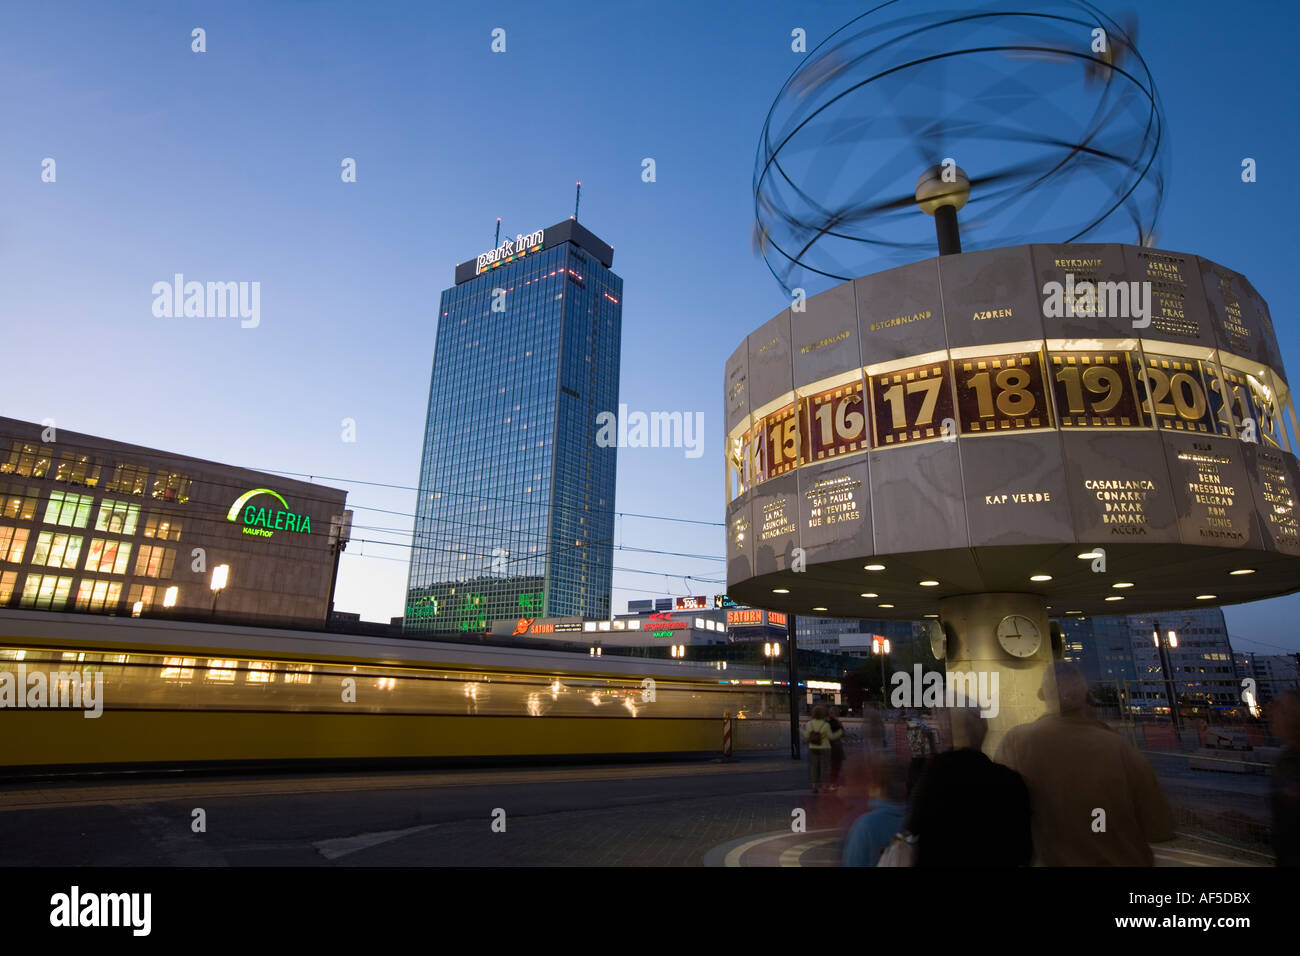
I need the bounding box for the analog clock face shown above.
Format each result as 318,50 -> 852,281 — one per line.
929,622 -> 947,660
996,614 -> 1042,658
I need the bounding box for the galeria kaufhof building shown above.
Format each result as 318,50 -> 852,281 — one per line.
0,417 -> 349,625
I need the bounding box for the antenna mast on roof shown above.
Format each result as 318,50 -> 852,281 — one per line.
574,181 -> 581,221
494,217 -> 501,248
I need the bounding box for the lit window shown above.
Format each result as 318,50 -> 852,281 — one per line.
205,659 -> 238,682
246,661 -> 274,683
95,499 -> 141,536
0,570 -> 16,606
0,525 -> 30,563
75,578 -> 122,611
44,491 -> 93,528
85,538 -> 133,575
54,451 -> 102,487
126,584 -> 157,611
32,532 -> 83,569
105,463 -> 149,496
135,545 -> 176,579
160,657 -> 196,680
19,573 -> 73,609
143,513 -> 182,541
283,663 -> 313,685
151,473 -> 192,504
1,484 -> 39,521
0,441 -> 53,478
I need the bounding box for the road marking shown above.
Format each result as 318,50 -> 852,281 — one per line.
721,828 -> 838,867
1154,846 -> 1253,867
1172,831 -> 1272,861
723,834 -> 776,868
314,824 -> 439,861
780,836 -> 837,867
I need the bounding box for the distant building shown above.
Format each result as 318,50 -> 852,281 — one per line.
1125,608 -> 1238,717
1235,651 -> 1300,704
627,597 -> 675,614
489,605 -> 731,649
491,593 -> 790,653
797,616 -> 918,660
1058,615 -> 1138,689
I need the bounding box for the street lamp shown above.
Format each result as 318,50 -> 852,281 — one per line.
764,641 -> 782,713
1152,619 -> 1181,731
210,564 -> 230,619
872,636 -> 891,705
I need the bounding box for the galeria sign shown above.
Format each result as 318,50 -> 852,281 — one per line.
227,488 -> 312,539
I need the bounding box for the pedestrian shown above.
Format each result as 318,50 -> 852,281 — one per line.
904,713 -> 937,796
994,662 -> 1174,866
842,756 -> 909,866
801,704 -> 841,793
907,708 -> 1032,866
827,705 -> 846,790
1268,690 -> 1300,866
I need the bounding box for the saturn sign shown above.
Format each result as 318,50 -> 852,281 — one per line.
227,488 -> 312,539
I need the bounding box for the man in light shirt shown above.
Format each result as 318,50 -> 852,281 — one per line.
994,662 -> 1174,866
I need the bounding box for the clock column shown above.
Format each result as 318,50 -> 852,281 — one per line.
937,593 -> 1054,756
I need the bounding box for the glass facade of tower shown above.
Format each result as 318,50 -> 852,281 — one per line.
405,222 -> 621,634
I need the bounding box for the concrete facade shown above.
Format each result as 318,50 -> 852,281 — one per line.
0,417 -> 348,626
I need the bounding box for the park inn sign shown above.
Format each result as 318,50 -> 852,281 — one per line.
475,228 -> 545,275
226,488 -> 312,539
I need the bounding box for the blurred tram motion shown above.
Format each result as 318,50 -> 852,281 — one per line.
0,610 -> 789,772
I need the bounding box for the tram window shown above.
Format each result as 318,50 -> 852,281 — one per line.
205,659 -> 238,682
160,657 -> 196,680
282,663 -> 313,684
246,661 -> 274,683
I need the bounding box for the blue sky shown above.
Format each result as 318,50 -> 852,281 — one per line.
2,0 -> 1297,655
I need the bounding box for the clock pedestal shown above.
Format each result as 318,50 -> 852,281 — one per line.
938,593 -> 1054,756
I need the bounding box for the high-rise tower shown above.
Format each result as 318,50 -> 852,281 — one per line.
405,219 -> 622,634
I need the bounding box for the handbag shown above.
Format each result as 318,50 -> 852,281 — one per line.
876,832 -> 917,867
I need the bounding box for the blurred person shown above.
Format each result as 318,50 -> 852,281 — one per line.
907,708 -> 1032,867
861,706 -> 885,756
842,756 -> 910,866
994,662 -> 1174,866
905,712 -> 938,796
1270,690 -> 1300,866
801,704 -> 841,794
827,706 -> 846,790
